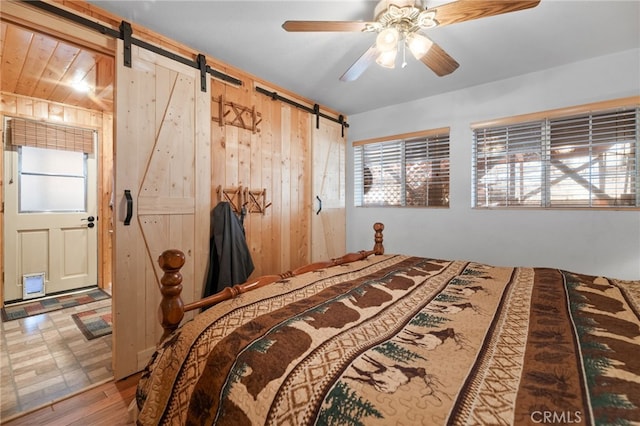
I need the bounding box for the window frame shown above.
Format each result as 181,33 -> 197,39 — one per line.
472,97 -> 640,210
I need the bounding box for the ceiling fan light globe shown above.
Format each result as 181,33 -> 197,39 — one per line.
376,27 -> 400,52
376,48 -> 398,68
407,32 -> 433,60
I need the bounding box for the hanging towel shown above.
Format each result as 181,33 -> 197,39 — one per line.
203,202 -> 254,297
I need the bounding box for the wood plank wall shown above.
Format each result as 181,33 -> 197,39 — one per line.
0,92 -> 114,302
210,77 -> 312,278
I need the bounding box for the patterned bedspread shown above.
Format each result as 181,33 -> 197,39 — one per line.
136,255 -> 640,425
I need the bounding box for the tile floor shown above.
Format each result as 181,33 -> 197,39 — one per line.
0,295 -> 113,420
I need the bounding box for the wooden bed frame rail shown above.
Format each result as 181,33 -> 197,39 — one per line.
157,222 -> 385,342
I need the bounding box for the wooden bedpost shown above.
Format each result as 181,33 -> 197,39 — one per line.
373,222 -> 384,255
158,249 -> 185,343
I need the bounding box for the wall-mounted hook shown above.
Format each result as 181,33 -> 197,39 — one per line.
216,185 -> 243,213
244,188 -> 271,215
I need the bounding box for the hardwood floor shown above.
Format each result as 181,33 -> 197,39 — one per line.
2,372 -> 140,425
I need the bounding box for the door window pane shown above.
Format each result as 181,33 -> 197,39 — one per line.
21,146 -> 85,175
19,146 -> 87,212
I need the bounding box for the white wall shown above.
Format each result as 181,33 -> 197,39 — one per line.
347,48 -> 640,280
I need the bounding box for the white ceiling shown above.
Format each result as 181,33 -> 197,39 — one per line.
86,0 -> 640,115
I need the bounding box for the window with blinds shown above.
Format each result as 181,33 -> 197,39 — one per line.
354,131 -> 450,207
473,106 -> 639,208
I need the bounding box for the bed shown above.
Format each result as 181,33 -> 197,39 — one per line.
135,223 -> 640,425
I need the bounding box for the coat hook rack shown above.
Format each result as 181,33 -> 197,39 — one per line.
216,185 -> 244,214
244,188 -> 272,215
212,93 -> 262,134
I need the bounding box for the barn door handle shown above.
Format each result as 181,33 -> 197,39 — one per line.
124,190 -> 133,226
316,196 -> 322,215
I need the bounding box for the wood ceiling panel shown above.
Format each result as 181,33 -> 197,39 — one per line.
34,42 -> 80,101
0,21 -> 6,61
1,23 -> 33,93
14,32 -> 58,97
61,50 -> 99,106
1,21 -> 113,112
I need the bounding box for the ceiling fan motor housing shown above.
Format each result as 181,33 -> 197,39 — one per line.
370,0 -> 438,37
374,0 -> 424,20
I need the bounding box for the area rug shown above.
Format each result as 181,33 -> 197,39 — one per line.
1,288 -> 110,322
71,306 -> 112,340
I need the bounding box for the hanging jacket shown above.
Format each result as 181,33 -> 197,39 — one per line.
203,202 -> 254,297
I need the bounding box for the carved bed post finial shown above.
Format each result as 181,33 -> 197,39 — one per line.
373,222 -> 385,255
158,249 -> 186,343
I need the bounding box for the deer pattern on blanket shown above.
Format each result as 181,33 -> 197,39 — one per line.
135,255 -> 640,426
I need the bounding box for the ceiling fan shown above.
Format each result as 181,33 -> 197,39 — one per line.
282,0 -> 540,81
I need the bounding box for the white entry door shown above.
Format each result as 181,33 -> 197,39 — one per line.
3,123 -> 98,302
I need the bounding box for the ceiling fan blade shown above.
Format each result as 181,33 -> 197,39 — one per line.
432,0 -> 540,27
282,21 -> 371,32
420,41 -> 460,77
340,45 -> 379,82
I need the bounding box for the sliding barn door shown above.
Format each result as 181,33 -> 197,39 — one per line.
311,117 -> 346,261
113,42 -> 210,379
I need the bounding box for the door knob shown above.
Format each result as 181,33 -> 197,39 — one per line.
82,216 -> 96,228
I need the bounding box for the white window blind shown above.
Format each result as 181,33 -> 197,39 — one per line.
354,132 -> 450,207
473,121 -> 545,207
473,106 -> 639,208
